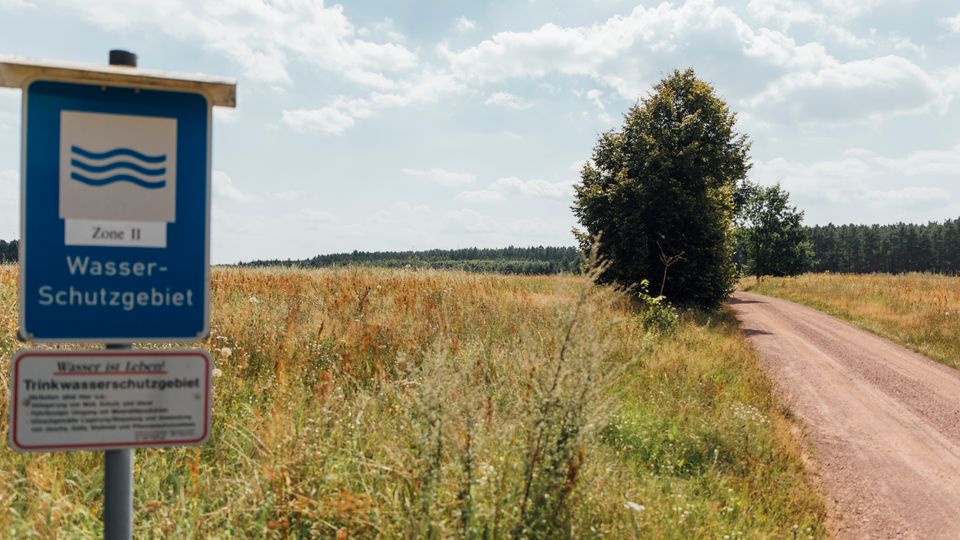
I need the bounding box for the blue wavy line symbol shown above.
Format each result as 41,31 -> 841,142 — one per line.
69,146 -> 168,189
70,172 -> 166,189
71,146 -> 165,163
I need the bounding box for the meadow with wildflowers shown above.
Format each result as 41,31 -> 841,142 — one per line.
746,273 -> 960,370
0,265 -> 825,538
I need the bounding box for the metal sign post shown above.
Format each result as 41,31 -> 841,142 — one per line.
2,51 -> 234,539
104,443 -> 133,540
104,339 -> 132,540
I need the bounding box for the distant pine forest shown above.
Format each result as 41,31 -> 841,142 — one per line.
241,246 -> 583,275
4,218 -> 960,276
238,218 -> 960,276
807,219 -> 960,274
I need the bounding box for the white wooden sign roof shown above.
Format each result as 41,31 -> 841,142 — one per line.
0,56 -> 236,108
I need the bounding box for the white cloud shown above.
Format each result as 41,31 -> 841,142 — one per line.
759,143 -> 960,185
746,0 -> 875,49
741,27 -> 833,70
584,88 -> 614,123
360,18 -> 406,43
441,0 -> 835,100
279,0 -> 947,135
944,67 -> 960,103
441,18 -> 631,87
871,142 -> 960,176
213,107 -> 239,125
753,142 -> 960,224
943,13 -> 960,33
818,0 -> 886,20
401,167 -> 475,186
747,0 -> 822,29
490,176 -> 575,199
485,91 -> 531,109
864,186 -> 950,206
822,25 -> 872,48
282,105 -> 360,135
890,35 -> 926,59
747,55 -> 945,124
213,170 -> 252,203
455,189 -> 505,203
53,0 -> 417,86
282,69 -> 465,134
455,16 -> 476,33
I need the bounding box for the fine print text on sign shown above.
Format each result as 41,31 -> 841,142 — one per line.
9,350 -> 211,452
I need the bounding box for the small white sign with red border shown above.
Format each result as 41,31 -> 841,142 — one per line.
9,350 -> 211,452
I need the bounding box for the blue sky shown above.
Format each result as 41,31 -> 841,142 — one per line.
1,0 -> 959,263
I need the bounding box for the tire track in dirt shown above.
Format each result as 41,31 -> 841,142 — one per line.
729,291 -> 960,539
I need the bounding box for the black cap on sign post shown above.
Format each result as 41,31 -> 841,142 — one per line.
108,49 -> 137,68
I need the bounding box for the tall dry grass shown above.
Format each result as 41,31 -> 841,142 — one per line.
746,273 -> 960,370
0,264 -> 825,538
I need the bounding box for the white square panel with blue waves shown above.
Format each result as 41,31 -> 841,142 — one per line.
59,111 -> 177,248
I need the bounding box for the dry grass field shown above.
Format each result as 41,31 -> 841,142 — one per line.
746,273 -> 960,370
0,265 -> 825,538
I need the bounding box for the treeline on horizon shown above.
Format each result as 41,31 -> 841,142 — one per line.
243,218 -> 960,276
807,219 -> 960,274
4,218 -> 960,276
0,239 -> 17,263
240,246 -> 582,275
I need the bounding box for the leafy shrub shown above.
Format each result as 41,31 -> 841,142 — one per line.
637,279 -> 680,334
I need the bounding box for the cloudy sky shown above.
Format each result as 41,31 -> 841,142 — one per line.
1,0 -> 959,263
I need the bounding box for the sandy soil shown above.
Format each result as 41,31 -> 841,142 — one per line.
729,291 -> 960,539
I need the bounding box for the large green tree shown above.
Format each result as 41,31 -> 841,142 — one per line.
735,181 -> 813,278
573,68 -> 750,307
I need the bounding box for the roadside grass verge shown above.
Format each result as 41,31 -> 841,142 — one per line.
744,273 -> 960,370
0,264 -> 825,537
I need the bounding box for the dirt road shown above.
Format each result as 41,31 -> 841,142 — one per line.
729,292 -> 960,539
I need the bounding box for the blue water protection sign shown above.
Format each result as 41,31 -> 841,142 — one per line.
20,81 -> 210,342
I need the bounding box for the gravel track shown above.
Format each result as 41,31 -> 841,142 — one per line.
729,291 -> 960,539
